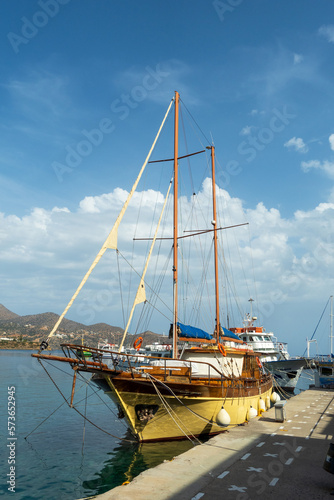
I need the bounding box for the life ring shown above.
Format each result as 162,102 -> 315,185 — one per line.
133,337 -> 143,351
218,343 -> 227,357
256,356 -> 262,369
279,343 -> 284,350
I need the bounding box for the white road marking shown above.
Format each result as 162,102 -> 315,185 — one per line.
285,458 -> 294,465
241,453 -> 251,460
228,485 -> 247,492
270,478 -> 279,486
247,467 -> 264,472
256,441 -> 265,448
217,471 -> 230,479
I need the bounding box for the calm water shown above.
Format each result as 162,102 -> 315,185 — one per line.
0,351 -> 316,499
0,350 -> 194,499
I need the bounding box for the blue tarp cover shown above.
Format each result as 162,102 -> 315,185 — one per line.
177,322 -> 213,340
221,327 -> 241,341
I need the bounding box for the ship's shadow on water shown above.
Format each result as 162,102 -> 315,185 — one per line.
82,435 -> 196,495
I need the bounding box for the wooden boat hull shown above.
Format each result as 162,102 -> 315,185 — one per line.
94,372 -> 272,442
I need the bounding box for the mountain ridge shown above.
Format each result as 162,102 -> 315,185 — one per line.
0,304 -> 124,333
0,304 -> 165,346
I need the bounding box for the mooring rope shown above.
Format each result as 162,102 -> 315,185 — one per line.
147,372 -> 217,425
147,374 -> 201,445
37,359 -> 137,443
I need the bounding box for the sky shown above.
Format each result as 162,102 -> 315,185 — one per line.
1,0 -> 334,355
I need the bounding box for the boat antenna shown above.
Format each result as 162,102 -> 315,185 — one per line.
249,298 -> 254,318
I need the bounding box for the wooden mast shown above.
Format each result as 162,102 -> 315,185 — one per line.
173,91 -> 179,358
210,146 -> 221,342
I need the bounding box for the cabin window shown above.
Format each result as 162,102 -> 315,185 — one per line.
321,367 -> 333,376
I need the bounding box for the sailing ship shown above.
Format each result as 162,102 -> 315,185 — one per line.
230,302 -> 306,393
313,296 -> 334,388
33,91 -> 273,442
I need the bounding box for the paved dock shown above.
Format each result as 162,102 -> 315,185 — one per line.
88,389 -> 334,499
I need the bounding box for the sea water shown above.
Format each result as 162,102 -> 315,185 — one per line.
0,350 -> 194,499
0,351 -> 317,500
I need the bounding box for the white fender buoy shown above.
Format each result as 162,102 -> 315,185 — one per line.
265,395 -> 271,409
270,392 -> 281,403
216,406 -> 231,427
247,405 -> 257,420
259,398 -> 266,413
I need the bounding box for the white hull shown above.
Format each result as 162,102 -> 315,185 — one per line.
264,358 -> 306,392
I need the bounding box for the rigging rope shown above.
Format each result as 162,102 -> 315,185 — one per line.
302,296 -> 331,356
37,359 -> 137,443
147,372 -> 221,426
147,374 -> 201,445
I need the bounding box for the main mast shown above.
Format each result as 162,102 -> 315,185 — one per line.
331,295 -> 333,355
210,145 -> 221,342
172,91 -> 180,358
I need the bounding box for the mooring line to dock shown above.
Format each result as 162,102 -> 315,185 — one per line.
37,359 -> 137,443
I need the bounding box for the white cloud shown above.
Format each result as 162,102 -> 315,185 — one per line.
3,180 -> 334,356
240,125 -> 253,136
319,25 -> 334,43
5,71 -> 70,118
284,137 -> 308,153
329,134 -> 334,151
293,53 -> 303,65
301,159 -> 334,178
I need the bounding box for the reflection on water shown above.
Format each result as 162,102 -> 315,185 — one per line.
0,350 -> 199,499
0,350 -> 317,499
82,436 -> 196,495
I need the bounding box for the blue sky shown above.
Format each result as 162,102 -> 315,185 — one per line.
1,0 -> 334,355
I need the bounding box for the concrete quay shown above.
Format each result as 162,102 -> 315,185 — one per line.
88,389 -> 334,500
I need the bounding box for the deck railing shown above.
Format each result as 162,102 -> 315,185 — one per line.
57,343 -> 271,389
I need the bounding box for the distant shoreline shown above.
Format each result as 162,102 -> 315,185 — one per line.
0,344 -> 40,350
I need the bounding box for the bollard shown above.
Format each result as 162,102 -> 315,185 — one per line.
324,443 -> 334,474
274,400 -> 286,422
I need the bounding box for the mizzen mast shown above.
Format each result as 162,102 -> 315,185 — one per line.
210,145 -> 221,342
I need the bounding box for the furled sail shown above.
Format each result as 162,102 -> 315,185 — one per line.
221,327 -> 244,342
176,322 -> 213,341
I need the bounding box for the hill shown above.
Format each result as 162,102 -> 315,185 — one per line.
0,304 -> 19,321
0,304 -> 165,348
